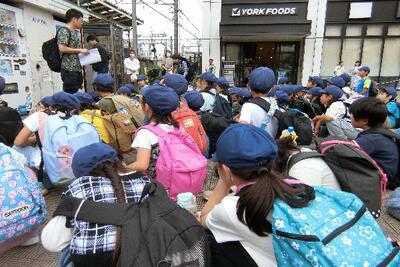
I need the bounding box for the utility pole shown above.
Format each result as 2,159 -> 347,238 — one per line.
173,0 -> 178,54
132,0 -> 138,52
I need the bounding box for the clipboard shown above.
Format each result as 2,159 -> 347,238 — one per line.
79,48 -> 101,66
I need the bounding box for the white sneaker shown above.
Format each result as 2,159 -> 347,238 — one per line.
20,235 -> 39,246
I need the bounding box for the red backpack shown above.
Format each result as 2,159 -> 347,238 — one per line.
172,100 -> 208,154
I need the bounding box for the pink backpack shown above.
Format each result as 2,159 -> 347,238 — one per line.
139,124 -> 207,200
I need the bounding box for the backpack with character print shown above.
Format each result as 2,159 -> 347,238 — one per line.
272,187 -> 400,266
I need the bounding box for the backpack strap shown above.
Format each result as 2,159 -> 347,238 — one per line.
90,109 -> 96,124
138,124 -> 174,139
35,132 -> 44,183
249,97 -> 271,113
286,151 -> 322,175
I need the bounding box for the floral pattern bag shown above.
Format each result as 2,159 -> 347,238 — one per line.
0,145 -> 47,242
272,187 -> 400,267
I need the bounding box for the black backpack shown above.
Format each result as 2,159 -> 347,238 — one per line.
42,27 -> 71,73
54,181 -> 211,267
249,97 -> 313,146
201,112 -> 233,157
360,128 -> 400,190
0,107 -> 23,147
206,91 -> 233,120
286,138 -> 387,218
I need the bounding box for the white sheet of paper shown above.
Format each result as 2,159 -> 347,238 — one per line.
79,48 -> 101,66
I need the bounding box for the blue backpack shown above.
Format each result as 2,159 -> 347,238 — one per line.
272,187 -> 400,266
42,115 -> 101,184
0,144 -> 47,242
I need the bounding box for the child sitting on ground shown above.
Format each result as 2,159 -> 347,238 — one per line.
376,86 -> 400,129
313,85 -> 359,139
350,97 -> 400,189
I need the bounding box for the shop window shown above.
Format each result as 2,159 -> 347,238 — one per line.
225,44 -> 240,63
361,39 -> 382,77
346,25 -> 363,36
367,25 -> 383,36
325,26 -> 341,36
320,39 -> 341,77
388,25 -> 400,36
342,39 -> 362,71
349,2 -> 373,19
381,38 -> 400,77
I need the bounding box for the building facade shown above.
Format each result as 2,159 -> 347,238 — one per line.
202,0 -> 400,87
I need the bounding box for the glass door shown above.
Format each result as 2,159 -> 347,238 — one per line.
275,42 -> 300,84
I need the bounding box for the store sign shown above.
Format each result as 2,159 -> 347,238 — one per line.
231,7 -> 297,17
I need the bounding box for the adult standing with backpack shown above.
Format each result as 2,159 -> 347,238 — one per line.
41,143 -> 150,267
127,85 -> 206,200
57,9 -> 89,94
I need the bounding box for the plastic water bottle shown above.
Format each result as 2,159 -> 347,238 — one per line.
281,126 -> 298,144
118,107 -> 128,115
176,192 -> 198,217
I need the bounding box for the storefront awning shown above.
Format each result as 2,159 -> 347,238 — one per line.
220,22 -> 311,38
68,0 -> 143,29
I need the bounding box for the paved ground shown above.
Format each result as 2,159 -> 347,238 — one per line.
1,164 -> 400,267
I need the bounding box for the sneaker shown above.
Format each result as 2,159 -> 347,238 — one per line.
20,235 -> 39,247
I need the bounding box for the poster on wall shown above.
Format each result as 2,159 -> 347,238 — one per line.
0,7 -> 19,57
0,59 -> 13,76
223,61 -> 236,86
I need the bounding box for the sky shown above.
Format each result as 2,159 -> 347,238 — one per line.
114,0 -> 203,54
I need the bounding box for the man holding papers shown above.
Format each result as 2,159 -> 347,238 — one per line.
57,9 -> 88,94
86,35 -> 110,74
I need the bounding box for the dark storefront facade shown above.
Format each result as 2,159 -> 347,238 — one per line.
220,0 -> 311,86
321,0 -> 400,84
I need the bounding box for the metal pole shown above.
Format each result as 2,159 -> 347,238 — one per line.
132,0 -> 138,52
173,0 -> 178,53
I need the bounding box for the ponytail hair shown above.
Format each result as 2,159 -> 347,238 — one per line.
141,97 -> 179,128
273,136 -> 300,174
89,159 -> 125,267
233,162 -> 314,237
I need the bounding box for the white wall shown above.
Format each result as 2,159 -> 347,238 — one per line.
301,0 -> 327,85
201,0 -> 221,75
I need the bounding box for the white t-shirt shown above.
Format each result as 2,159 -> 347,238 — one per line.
289,148 -> 341,190
206,196 -> 276,267
325,101 -> 346,120
23,112 -> 40,132
131,123 -> 175,149
239,97 -> 279,138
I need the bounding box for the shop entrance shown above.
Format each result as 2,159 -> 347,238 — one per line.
223,42 -> 300,86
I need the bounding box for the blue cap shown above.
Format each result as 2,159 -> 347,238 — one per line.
117,86 -> 132,95
182,90 -> 205,111
216,77 -> 230,88
94,73 -> 114,88
124,83 -> 135,91
199,72 -> 218,83
73,92 -> 93,105
137,74 -> 148,81
51,92 -> 81,110
328,76 -> 346,89
275,90 -> 289,103
248,67 -> 275,92
281,85 -> 302,95
308,76 -> 324,88
307,87 -> 322,97
381,87 -> 397,99
72,143 -> 118,177
40,96 -> 54,107
164,74 -> 188,96
141,85 -> 179,115
0,76 -> 5,94
359,66 -> 370,73
278,77 -> 289,85
87,90 -> 101,102
212,124 -> 278,168
229,87 -> 252,98
339,73 -> 351,84
321,85 -> 343,100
